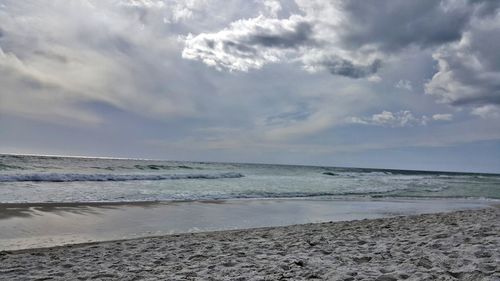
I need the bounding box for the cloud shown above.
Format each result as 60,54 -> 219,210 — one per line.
425,7 -> 500,112
305,55 -> 382,79
262,0 -> 282,17
118,0 -> 216,24
349,110 -> 455,127
182,15 -> 315,72
2,0 -> 500,167
395,80 -> 413,91
348,110 -> 431,127
432,113 -> 453,121
471,105 -> 500,119
263,111 -> 336,141
0,0 -> 203,124
182,9 -> 383,78
181,0 -> 499,81
335,0 -> 473,51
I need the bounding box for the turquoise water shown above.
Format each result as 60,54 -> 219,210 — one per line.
0,154 -> 499,203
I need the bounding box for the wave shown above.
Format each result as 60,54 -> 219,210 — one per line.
133,164 -> 195,170
0,163 -> 25,170
326,167 -> 497,177
87,164 -> 197,171
0,172 -> 244,182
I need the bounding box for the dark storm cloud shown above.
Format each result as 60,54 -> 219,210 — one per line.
469,0 -> 500,16
338,0 -> 472,51
183,0 -> 490,77
321,57 -> 381,79
202,21 -> 314,66
221,40 -> 257,55
425,17 -> 500,112
248,21 -> 314,49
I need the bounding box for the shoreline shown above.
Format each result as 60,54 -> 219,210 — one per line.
1,206 -> 499,280
0,198 -> 495,251
1,204 -> 497,254
0,198 -> 493,251
0,195 -> 497,212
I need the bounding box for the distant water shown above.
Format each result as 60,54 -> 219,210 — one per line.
1,154 -> 499,203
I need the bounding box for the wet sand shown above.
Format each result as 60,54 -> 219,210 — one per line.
1,206 -> 498,280
0,198 -> 491,250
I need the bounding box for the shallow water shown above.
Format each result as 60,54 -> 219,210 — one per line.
0,198 -> 491,251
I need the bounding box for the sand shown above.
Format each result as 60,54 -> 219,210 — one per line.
1,206 -> 499,281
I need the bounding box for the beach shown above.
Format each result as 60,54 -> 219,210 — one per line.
1,206 -> 499,280
1,155 -> 499,280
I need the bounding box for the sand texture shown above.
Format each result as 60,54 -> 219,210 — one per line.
1,207 -> 499,281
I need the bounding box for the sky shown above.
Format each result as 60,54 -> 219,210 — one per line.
1,0 -> 500,173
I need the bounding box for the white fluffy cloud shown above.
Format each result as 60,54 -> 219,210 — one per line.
349,111 -> 426,127
471,105 -> 500,119
395,80 -> 413,91
348,110 -> 452,127
432,113 -> 453,121
182,15 -> 312,72
262,0 -> 282,17
181,0 -> 387,78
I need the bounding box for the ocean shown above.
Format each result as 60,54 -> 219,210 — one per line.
2,153 -> 499,250
1,154 -> 499,203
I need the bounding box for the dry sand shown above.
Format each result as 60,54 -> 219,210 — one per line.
1,206 -> 499,281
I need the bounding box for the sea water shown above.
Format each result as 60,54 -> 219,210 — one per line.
1,154 -> 499,203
